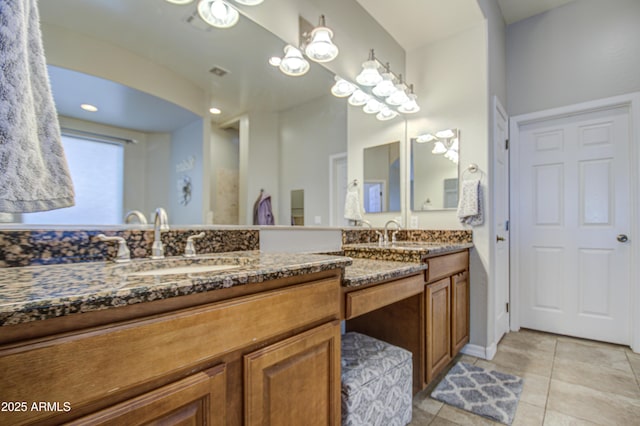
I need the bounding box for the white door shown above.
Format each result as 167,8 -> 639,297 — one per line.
493,97 -> 510,343
516,106 -> 631,344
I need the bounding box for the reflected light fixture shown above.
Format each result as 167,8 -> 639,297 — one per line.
165,0 -> 194,4
356,50 -> 383,86
376,106 -> 398,121
304,15 -> 339,63
416,129 -> 459,164
278,45 -> 310,76
197,0 -> 239,28
331,76 -> 356,98
362,99 -> 383,114
348,89 -> 370,106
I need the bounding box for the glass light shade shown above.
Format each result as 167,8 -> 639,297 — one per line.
432,141 -> 447,154
233,0 -> 263,4
356,60 -> 383,86
363,99 -> 383,114
305,27 -> 339,62
397,94 -> 420,113
279,45 -> 310,76
268,56 -> 282,67
348,89 -> 370,106
331,77 -> 356,97
435,129 -> 456,139
372,73 -> 396,97
386,84 -> 410,106
416,133 -> 437,143
198,0 -> 239,28
451,138 -> 459,151
445,149 -> 459,163
376,107 -> 398,121
166,0 -> 194,4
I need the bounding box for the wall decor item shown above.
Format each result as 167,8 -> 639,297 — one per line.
178,175 -> 192,206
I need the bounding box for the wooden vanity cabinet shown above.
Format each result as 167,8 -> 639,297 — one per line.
424,250 -> 470,384
0,271 -> 342,426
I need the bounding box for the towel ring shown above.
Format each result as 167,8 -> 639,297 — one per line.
462,163 -> 484,180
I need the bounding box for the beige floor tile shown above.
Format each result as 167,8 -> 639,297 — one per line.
476,345 -> 554,378
501,330 -> 558,354
546,379 -> 640,425
459,354 -> 479,365
552,357 -> 640,399
412,395 -> 444,416
437,405 -> 502,426
512,401 -> 545,426
555,340 -> 632,374
627,350 -> 640,378
542,410 -> 598,426
429,416 -> 461,426
409,408 -> 436,425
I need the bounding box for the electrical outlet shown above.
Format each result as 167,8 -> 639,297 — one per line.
410,216 -> 419,229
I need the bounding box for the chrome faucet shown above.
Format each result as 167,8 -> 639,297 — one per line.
96,234 -> 130,263
124,210 -> 148,225
384,219 -> 402,244
151,207 -> 170,259
361,220 -> 384,246
183,232 -> 206,257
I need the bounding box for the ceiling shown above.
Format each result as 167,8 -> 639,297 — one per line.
355,0 -> 576,51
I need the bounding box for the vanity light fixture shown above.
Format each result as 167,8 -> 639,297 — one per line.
278,45 -> 310,76
303,15 -> 339,63
416,129 -> 460,164
165,0 -> 194,4
330,49 -> 419,121
80,103 -> 98,112
197,0 -> 239,28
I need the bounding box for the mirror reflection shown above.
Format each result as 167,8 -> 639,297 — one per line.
3,0 -> 340,227
410,130 -> 460,211
363,141 -> 401,213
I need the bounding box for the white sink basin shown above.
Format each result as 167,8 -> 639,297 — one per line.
128,264 -> 241,277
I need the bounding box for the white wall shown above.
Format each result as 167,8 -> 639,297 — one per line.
279,95 -> 347,226
170,119 -> 205,225
145,133 -> 171,221
506,0 -> 640,115
406,22 -> 490,349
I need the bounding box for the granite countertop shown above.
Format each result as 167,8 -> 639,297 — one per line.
0,251 -> 351,327
343,241 -> 474,263
343,258 -> 428,288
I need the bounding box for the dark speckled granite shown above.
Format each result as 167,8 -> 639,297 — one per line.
343,241 -> 473,263
0,228 -> 259,267
342,229 -> 472,245
0,251 -> 351,326
343,258 -> 427,288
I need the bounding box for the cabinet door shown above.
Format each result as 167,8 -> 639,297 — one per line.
425,278 -> 451,384
68,364 -> 226,426
244,321 -> 341,426
451,270 -> 470,356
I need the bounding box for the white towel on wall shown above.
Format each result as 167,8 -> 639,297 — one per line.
457,179 -> 484,226
344,189 -> 363,221
0,0 -> 75,213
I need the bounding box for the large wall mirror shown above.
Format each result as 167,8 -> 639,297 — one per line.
363,141 -> 401,213
3,0 -> 339,227
410,129 -> 460,211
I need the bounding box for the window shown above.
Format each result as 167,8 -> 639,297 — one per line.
23,135 -> 124,225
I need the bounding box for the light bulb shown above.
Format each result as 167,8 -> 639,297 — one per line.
305,27 -> 338,62
386,83 -> 410,106
435,129 -> 456,139
331,77 -> 356,97
197,0 -> 239,28
233,0 -> 263,4
398,94 -> 420,113
376,107 -> 398,121
356,60 -> 382,86
432,141 -> 447,154
363,99 -> 383,114
165,0 -> 194,4
348,89 -> 370,106
416,134 -> 436,143
279,45 -> 310,76
372,72 -> 396,97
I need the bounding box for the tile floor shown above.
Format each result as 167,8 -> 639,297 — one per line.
410,329 -> 640,425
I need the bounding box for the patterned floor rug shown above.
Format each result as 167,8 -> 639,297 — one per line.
430,362 -> 524,425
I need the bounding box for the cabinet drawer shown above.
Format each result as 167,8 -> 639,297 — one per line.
345,274 -> 424,319
425,251 -> 469,283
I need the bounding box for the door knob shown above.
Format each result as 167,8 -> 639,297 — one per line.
617,234 -> 629,243
496,235 -> 505,242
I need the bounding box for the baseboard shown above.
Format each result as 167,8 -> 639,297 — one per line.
460,342 -> 497,360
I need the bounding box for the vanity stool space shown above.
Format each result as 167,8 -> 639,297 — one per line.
341,332 -> 413,426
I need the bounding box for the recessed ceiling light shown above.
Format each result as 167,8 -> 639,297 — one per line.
80,103 -> 98,112
209,107 -> 222,115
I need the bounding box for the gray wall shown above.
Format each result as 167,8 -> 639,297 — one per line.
507,0 -> 640,115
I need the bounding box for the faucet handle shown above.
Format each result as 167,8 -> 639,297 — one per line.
391,230 -> 400,244
184,232 -> 206,258
97,234 -> 131,263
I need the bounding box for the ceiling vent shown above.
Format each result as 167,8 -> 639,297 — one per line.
209,66 -> 229,77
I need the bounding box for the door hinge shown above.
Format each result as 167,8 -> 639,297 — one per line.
505,220 -> 509,231
506,302 -> 509,313
505,139 -> 509,150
